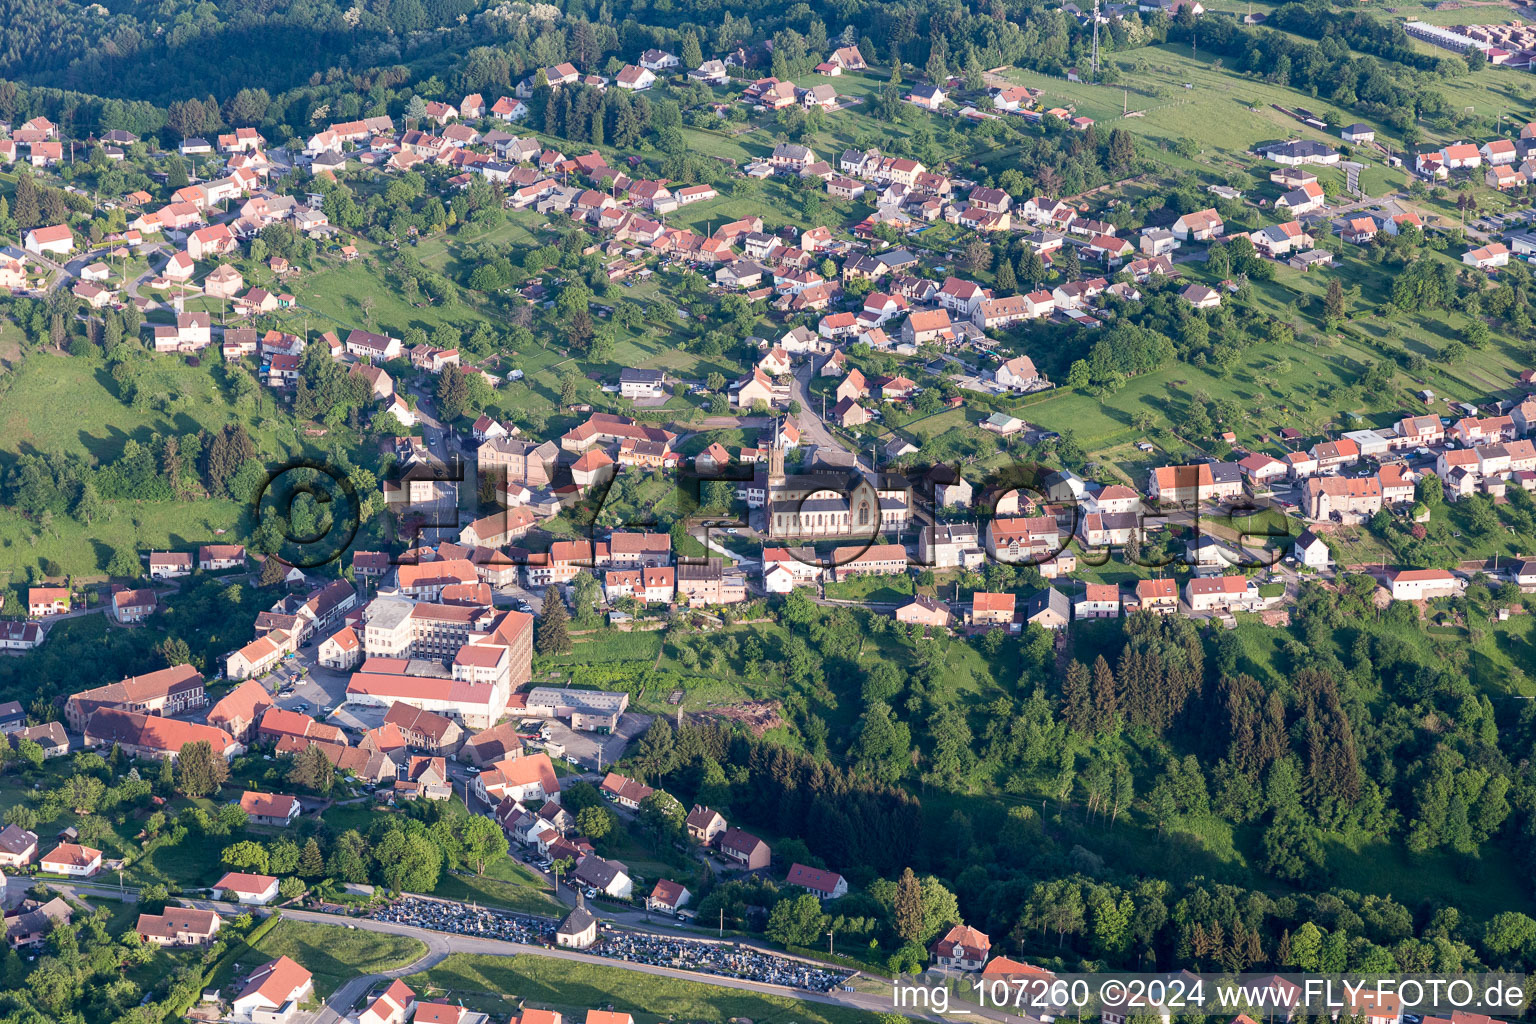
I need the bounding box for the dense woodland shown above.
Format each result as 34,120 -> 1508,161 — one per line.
597,583 -> 1536,978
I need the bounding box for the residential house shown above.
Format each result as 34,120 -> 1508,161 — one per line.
1387,568 -> 1460,601
1186,575 -> 1260,614
895,596 -> 954,629
1024,587 -> 1071,629
1303,475 -> 1383,520
931,924 -> 991,972
1293,530 -> 1331,569
1171,209 -> 1224,241
111,588 -> 158,624
231,956 -> 313,1024
239,791 -> 301,827
785,863 -> 849,900
718,828 -> 771,870
1075,583 -> 1121,619
136,907 -> 222,947
648,880 -> 692,914
969,592 -> 1016,629
0,825 -> 38,868
573,855 -> 634,898
1131,578 -> 1179,615
39,843 -> 102,878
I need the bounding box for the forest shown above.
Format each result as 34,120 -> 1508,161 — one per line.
595,582 -> 1536,978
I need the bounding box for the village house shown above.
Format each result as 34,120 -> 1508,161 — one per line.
785,863 -> 849,900
685,806 -> 728,845
39,842 -> 102,878
718,828 -> 772,870
1303,475 -> 1383,520
647,879 -> 692,915
111,588 -> 158,624
601,771 -> 657,810
1131,578 -> 1180,615
136,907 -> 222,947
1186,575 -> 1260,614
239,791 -> 302,827
1387,568 -> 1460,601
1075,583 -> 1121,619
0,825 -> 38,868
231,955 -> 313,1023
1171,208 -> 1224,241
931,924 -> 991,971
895,595 -> 954,629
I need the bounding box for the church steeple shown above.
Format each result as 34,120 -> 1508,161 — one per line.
768,417 -> 786,481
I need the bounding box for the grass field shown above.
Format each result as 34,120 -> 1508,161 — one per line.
434,859 -> 566,917
248,919 -> 427,996
995,41 -> 1534,170
823,573 -> 916,603
0,350 -> 320,579
415,953 -> 881,1024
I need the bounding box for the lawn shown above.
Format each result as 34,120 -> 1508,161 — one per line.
0,351 -> 299,465
823,573 -> 916,604
0,350 -> 325,579
414,953 -> 882,1024
249,919 -> 427,997
433,859 -> 566,917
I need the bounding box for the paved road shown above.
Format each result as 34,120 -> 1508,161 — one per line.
124,242 -> 171,304
790,361 -> 863,468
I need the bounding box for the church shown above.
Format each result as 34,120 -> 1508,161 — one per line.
759,446 -> 913,539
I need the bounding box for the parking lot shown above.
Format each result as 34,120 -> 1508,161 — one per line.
266,646 -> 352,718
542,712 -> 652,771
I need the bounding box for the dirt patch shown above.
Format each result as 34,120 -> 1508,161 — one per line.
691,700 -> 786,735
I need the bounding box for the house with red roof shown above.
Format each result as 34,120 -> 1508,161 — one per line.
239,791 -> 301,827
358,980 -> 417,1024
647,879 -> 692,914
212,870 -> 280,905
785,862 -> 848,899
232,955 -> 313,1021
931,923 -> 991,971
40,842 -> 102,877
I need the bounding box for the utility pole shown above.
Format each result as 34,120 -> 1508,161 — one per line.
828,929 -> 835,954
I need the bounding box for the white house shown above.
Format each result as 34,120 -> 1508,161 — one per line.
231,956 -> 314,1024
785,863 -> 849,899
39,842 -> 102,877
211,871 -> 280,905
1387,568 -> 1460,601
1293,530 -> 1331,569
572,854 -> 633,899
24,224 -> 74,257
